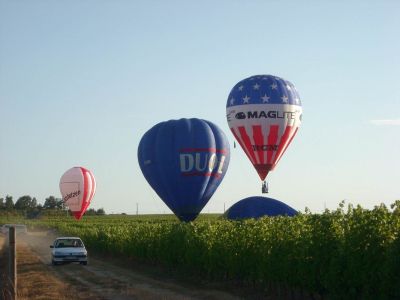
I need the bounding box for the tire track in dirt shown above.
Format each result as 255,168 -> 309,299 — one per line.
19,232 -> 241,300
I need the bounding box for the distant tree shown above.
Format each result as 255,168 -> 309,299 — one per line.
96,208 -> 106,215
5,195 -> 14,210
391,200 -> 400,215
43,196 -> 63,209
0,197 -> 4,210
85,208 -> 96,216
32,197 -> 38,208
15,195 -> 37,210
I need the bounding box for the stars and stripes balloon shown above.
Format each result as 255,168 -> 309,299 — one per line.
138,118 -> 230,222
59,167 -> 96,220
226,75 -> 302,181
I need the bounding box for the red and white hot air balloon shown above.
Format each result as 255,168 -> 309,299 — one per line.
59,167 -> 96,220
226,75 -> 302,186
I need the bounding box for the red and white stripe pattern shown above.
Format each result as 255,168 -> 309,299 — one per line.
227,104 -> 302,180
59,166 -> 96,220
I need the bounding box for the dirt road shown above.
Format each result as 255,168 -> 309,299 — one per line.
9,232 -> 242,300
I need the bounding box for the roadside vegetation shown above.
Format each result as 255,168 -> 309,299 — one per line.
0,195 -> 105,218
1,200 -> 400,299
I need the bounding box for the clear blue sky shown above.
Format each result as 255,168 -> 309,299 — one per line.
1,0 -> 399,214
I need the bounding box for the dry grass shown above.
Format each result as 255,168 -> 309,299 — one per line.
16,240 -> 103,300
2,232 -> 244,300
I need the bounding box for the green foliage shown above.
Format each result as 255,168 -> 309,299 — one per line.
0,194 -> 105,217
84,208 -> 107,216
4,195 -> 14,210
43,196 -> 63,209
96,208 -> 106,215
4,202 -> 400,299
14,195 -> 37,210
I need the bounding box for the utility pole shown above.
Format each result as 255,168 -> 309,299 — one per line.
136,203 -> 138,216
9,226 -> 17,300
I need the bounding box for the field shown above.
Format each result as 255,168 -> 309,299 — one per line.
2,201 -> 400,299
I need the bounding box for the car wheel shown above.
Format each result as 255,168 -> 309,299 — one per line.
52,260 -> 56,266
80,261 -> 87,265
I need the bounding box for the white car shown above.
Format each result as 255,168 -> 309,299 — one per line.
50,237 -> 88,265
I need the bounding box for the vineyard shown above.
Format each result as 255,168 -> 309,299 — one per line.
2,201 -> 400,299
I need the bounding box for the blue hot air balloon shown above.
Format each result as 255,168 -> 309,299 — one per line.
224,196 -> 297,220
138,118 -> 230,222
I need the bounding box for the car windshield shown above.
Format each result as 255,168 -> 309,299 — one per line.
55,239 -> 83,248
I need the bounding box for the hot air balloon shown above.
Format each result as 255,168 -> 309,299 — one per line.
138,118 -> 230,222
226,75 -> 302,185
224,196 -> 297,220
59,167 -> 96,220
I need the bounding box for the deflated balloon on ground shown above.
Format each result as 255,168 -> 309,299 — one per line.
224,196 -> 297,220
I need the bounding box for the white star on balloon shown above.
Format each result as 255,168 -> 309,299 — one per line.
253,83 -> 260,90
281,95 -> 289,103
243,95 -> 250,103
238,85 -> 244,91
295,98 -> 300,104
271,83 -> 278,90
230,98 -> 235,105
261,94 -> 270,103
286,84 -> 291,90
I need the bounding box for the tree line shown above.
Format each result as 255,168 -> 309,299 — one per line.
0,195 -> 105,216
